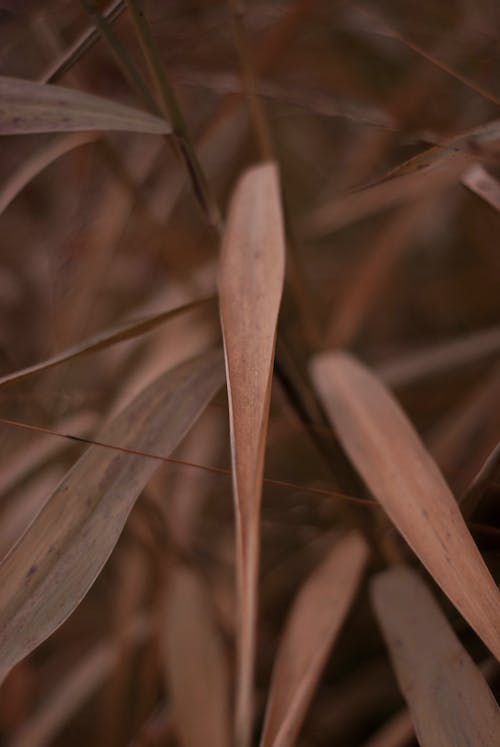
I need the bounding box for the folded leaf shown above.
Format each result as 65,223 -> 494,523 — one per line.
310,352 -> 500,660
371,567 -> 500,747
0,348 -> 224,682
0,75 -> 170,135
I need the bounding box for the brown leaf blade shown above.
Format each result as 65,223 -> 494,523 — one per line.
218,161 -> 286,747
0,296 -> 215,388
161,567 -> 231,747
0,348 -> 224,682
260,532 -> 369,747
310,352 -> 500,660
371,567 -> 500,747
0,75 -> 170,135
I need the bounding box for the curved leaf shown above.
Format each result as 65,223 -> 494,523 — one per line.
0,75 -> 170,135
310,352 -> 500,660
0,348 -> 224,682
260,532 -> 369,747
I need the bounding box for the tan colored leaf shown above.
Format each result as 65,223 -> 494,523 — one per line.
218,161 -> 286,747
310,352 -> 500,660
161,566 -> 231,747
0,296 -> 213,388
0,348 -> 224,682
260,532 -> 369,747
371,567 -> 500,746
0,133 -> 98,217
0,75 -> 170,135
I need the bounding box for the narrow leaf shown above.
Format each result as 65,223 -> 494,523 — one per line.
310,352 -> 500,660
161,567 -> 231,747
0,348 -> 224,682
0,75 -> 171,135
371,567 -> 500,747
0,132 -> 98,217
218,161 -> 286,747
0,296 -> 214,387
260,532 -> 369,747
381,117 -> 500,181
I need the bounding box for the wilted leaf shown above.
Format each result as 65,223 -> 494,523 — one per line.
161,566 -> 231,747
371,567 -> 500,747
0,348 -> 224,682
0,296 -> 215,387
260,532 -> 369,747
0,75 -> 171,135
310,352 -> 500,660
218,161 -> 285,747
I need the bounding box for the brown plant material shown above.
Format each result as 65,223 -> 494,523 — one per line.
260,532 -> 369,747
0,132 -> 98,216
0,75 -> 170,134
0,296 -> 214,388
0,348 -> 224,682
371,567 -> 500,746
9,615 -> 150,747
310,352 -> 500,660
218,161 -> 285,747
161,566 -> 231,747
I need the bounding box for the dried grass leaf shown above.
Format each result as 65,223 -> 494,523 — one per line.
218,161 -> 285,747
0,296 -> 214,388
371,567 -> 500,747
310,352 -> 500,660
0,348 -> 224,682
161,566 -> 231,747
0,75 -> 170,135
260,532 -> 369,747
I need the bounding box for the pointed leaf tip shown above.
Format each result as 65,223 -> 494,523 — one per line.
310,351 -> 500,661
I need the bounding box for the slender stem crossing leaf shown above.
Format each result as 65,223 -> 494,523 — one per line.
0,348 -> 224,682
